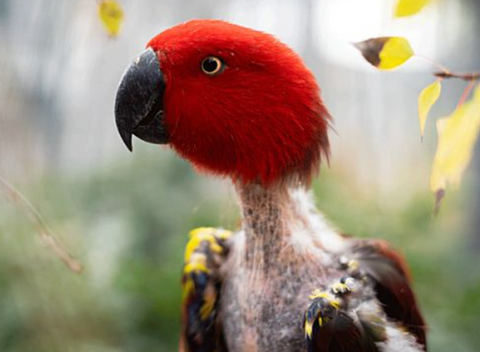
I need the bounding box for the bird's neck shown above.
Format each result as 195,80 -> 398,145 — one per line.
235,182 -> 300,271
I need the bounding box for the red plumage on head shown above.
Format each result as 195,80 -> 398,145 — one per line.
148,20 -> 331,186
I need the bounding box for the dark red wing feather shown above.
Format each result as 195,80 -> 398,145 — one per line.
348,239 -> 427,349
308,311 -> 381,352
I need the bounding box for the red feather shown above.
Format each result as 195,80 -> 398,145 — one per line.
147,20 -> 330,186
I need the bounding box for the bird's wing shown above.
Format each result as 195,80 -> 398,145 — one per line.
305,294 -> 385,352
347,238 -> 427,348
304,238 -> 427,352
344,240 -> 426,345
179,228 -> 232,352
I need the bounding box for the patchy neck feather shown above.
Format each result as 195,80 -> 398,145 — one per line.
235,182 -> 346,273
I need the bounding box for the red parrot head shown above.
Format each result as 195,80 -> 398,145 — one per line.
115,20 -> 330,186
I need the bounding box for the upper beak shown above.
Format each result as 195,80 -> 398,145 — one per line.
115,48 -> 168,151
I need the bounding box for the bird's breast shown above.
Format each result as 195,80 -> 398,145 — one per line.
220,237 -> 340,352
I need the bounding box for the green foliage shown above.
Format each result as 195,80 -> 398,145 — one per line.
0,152 -> 479,351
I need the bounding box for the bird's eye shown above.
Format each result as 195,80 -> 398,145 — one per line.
201,57 -> 224,76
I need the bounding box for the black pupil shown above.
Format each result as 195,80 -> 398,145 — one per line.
203,58 -> 219,73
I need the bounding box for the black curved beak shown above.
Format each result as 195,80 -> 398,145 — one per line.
115,48 -> 168,151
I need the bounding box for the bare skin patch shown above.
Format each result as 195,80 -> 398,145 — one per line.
220,183 -> 344,352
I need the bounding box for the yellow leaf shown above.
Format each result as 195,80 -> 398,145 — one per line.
378,37 -> 414,70
394,0 -> 434,17
418,80 -> 442,138
430,84 -> 480,197
354,37 -> 414,70
98,0 -> 124,37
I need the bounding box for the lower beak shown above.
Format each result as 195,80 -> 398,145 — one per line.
115,48 -> 168,151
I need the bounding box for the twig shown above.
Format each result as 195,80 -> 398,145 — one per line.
457,80 -> 477,107
416,55 -> 450,74
416,54 -> 480,81
434,71 -> 480,81
0,176 -> 83,274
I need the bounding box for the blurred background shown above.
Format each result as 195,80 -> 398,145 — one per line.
0,0 -> 479,351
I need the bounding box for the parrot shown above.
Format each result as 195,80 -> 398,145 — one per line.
114,20 -> 427,352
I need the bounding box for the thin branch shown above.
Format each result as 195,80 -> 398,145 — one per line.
434,71 -> 480,81
457,80 -> 477,107
0,176 -> 83,274
415,55 -> 450,74
416,54 -> 480,81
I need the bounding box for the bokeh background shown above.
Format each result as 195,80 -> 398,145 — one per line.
1,0 -> 479,351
